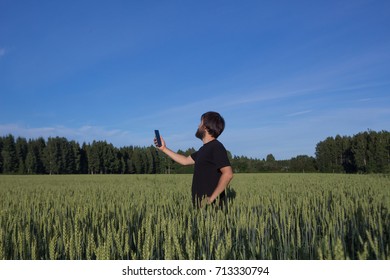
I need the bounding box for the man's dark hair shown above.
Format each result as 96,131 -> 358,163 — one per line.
201,111 -> 225,138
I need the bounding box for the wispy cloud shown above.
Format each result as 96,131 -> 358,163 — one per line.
220,87 -> 322,108
0,124 -> 150,147
134,86 -> 320,125
357,98 -> 371,102
0,48 -> 6,57
286,110 -> 312,117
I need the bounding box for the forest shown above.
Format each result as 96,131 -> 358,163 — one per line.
0,130 -> 389,174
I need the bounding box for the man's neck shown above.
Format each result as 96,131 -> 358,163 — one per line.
202,134 -> 215,144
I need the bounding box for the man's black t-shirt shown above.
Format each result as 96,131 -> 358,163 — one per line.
190,139 -> 231,207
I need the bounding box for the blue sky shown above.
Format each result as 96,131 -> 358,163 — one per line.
1,0 -> 389,159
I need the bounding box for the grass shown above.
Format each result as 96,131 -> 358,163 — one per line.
0,173 -> 389,260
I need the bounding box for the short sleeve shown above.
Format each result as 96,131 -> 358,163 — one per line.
213,142 -> 231,170
190,151 -> 198,162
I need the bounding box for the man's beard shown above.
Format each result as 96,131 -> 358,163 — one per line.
195,127 -> 205,140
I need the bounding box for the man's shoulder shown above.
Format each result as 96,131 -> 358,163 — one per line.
210,139 -> 226,149
202,140 -> 227,155
198,139 -> 227,154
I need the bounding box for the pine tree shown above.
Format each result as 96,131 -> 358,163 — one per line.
28,137 -> 46,174
25,149 -> 36,174
0,137 -> 3,173
44,137 -> 61,175
15,137 -> 28,174
70,141 -> 81,174
132,148 -> 145,174
1,135 -> 18,173
352,132 -> 368,173
88,141 -> 103,174
80,143 -> 89,174
145,147 -> 155,174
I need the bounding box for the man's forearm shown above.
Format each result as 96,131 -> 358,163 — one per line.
161,147 -> 194,166
209,172 -> 233,203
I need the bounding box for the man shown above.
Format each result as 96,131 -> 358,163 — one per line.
154,111 -> 233,209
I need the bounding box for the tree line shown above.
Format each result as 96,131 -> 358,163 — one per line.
315,130 -> 390,173
0,129 -> 389,174
0,135 -> 196,175
230,130 -> 390,173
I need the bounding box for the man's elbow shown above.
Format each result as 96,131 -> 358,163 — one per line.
222,167 -> 234,181
183,156 -> 195,166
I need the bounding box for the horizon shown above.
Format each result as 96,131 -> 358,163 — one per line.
1,127 -> 387,161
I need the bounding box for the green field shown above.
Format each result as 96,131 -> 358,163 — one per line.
0,174 -> 389,260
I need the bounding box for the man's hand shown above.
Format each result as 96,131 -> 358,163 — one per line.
154,135 -> 195,166
200,197 -> 212,208
154,135 -> 166,151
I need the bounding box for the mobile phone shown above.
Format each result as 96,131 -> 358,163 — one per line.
154,130 -> 162,147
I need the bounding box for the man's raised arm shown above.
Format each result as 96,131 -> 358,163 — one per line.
154,135 -> 195,166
